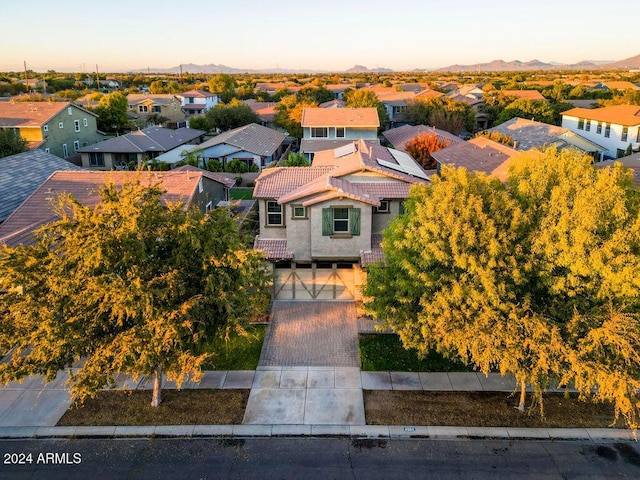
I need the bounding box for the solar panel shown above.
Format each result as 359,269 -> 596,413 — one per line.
376,149 -> 429,180
334,142 -> 356,158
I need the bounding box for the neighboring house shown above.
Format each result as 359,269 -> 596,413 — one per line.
0,150 -> 82,224
489,117 -> 606,161
366,88 -> 416,127
0,101 -> 103,160
177,90 -> 220,116
77,126 -> 205,170
500,90 -> 548,102
396,83 -> 433,94
319,99 -> 346,109
448,93 -> 488,130
0,170 -> 230,248
382,124 -> 464,154
243,100 -> 278,128
431,137 -> 519,181
594,152 -> 640,187
183,123 -> 286,171
561,105 -> 640,159
324,84 -> 354,100
300,107 -> 380,161
172,165 -> 236,205
602,81 -> 639,91
126,94 -> 185,127
253,139 -> 429,300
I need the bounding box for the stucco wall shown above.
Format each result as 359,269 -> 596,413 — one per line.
258,199 -> 287,240
562,115 -> 640,158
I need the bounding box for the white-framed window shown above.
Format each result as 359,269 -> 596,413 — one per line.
266,201 -> 283,226
205,201 -> 213,212
43,124 -> 49,132
292,205 -> 306,219
59,122 -> 64,129
311,127 -> 328,138
332,207 -> 349,233
374,200 -> 390,213
89,152 -> 104,167
138,105 -> 148,113
577,119 -> 584,130
152,105 -> 161,113
62,144 -> 68,158
74,119 -> 80,132
83,118 -> 88,127
73,140 -> 80,152
335,127 -> 345,138
622,126 -> 628,142
67,107 -> 73,115
198,178 -> 203,193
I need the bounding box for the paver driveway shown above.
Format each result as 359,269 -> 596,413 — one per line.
258,301 -> 359,367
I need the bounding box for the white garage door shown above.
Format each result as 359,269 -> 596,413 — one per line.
274,264 -> 356,300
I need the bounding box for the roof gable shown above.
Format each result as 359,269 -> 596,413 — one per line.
301,108 -> 380,128
193,123 -> 285,157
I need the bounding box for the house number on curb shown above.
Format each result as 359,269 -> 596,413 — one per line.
403,427 -> 416,432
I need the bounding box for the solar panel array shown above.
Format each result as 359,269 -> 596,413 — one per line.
376,148 -> 429,180
334,142 -> 356,158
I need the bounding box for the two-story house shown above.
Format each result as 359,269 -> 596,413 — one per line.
126,94 -> 186,127
177,90 -> 220,116
300,107 -> 380,162
0,101 -> 103,160
561,105 -> 640,159
253,139 -> 429,300
77,126 -> 205,170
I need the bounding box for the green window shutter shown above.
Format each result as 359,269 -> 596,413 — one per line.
322,208 -> 332,236
350,208 -> 361,236
399,201 -> 405,215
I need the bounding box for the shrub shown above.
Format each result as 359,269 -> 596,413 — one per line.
225,159 -> 248,174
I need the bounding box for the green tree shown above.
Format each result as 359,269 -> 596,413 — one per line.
93,91 -> 129,133
281,151 -> 308,166
405,96 -> 476,134
297,86 -> 335,105
344,89 -> 388,129
208,74 -> 238,103
273,94 -> 317,139
495,99 -> 555,126
0,129 -> 28,158
365,148 -> 640,425
204,99 -> 261,132
0,179 -> 271,407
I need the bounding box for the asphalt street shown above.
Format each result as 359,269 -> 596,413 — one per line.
1,437 -> 639,479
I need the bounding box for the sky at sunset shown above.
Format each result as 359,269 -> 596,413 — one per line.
2,0 -> 637,73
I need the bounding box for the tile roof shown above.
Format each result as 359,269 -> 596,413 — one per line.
253,238 -> 294,260
261,140 -> 428,205
448,93 -> 484,106
501,90 -> 547,101
431,137 -> 519,181
561,105 -> 640,126
0,150 -> 82,223
0,101 -> 95,128
415,89 -> 444,99
127,94 -> 178,106
253,166 -> 337,198
173,165 -> 236,188
243,101 -> 278,122
360,87 -> 416,104
489,117 -> 605,153
319,99 -> 346,108
595,153 -> 640,187
179,90 -> 217,98
0,170 -> 204,247
189,123 -> 284,157
77,127 -> 205,154
301,108 -> 380,128
382,124 -> 464,152
603,81 -> 639,91
360,234 -> 383,267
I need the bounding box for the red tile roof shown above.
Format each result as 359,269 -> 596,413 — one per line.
562,105 -> 640,126
254,166 -> 337,198
173,165 -> 236,188
360,234 -> 384,267
180,90 -> 216,98
253,238 -> 294,260
0,171 -> 204,247
0,101 -> 94,128
301,108 -> 380,128
501,90 -> 547,101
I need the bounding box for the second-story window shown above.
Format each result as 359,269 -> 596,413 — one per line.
622,126 -> 628,142
266,201 -> 283,226
83,118 -> 88,127
604,123 -> 611,138
152,106 -> 161,113
335,127 -> 345,138
311,127 -> 328,138
585,120 -> 591,132
596,122 -> 602,134
59,122 -> 64,129
577,119 -> 584,130
74,119 -> 80,132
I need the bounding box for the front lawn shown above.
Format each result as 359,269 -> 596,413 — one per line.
199,325 -> 266,370
359,334 -> 473,372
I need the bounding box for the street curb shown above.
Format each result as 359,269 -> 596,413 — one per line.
0,425 -> 635,441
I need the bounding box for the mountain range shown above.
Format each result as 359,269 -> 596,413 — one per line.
134,54 -> 640,75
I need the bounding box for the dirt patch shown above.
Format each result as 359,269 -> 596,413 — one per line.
364,390 -> 625,428
57,389 -> 249,426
